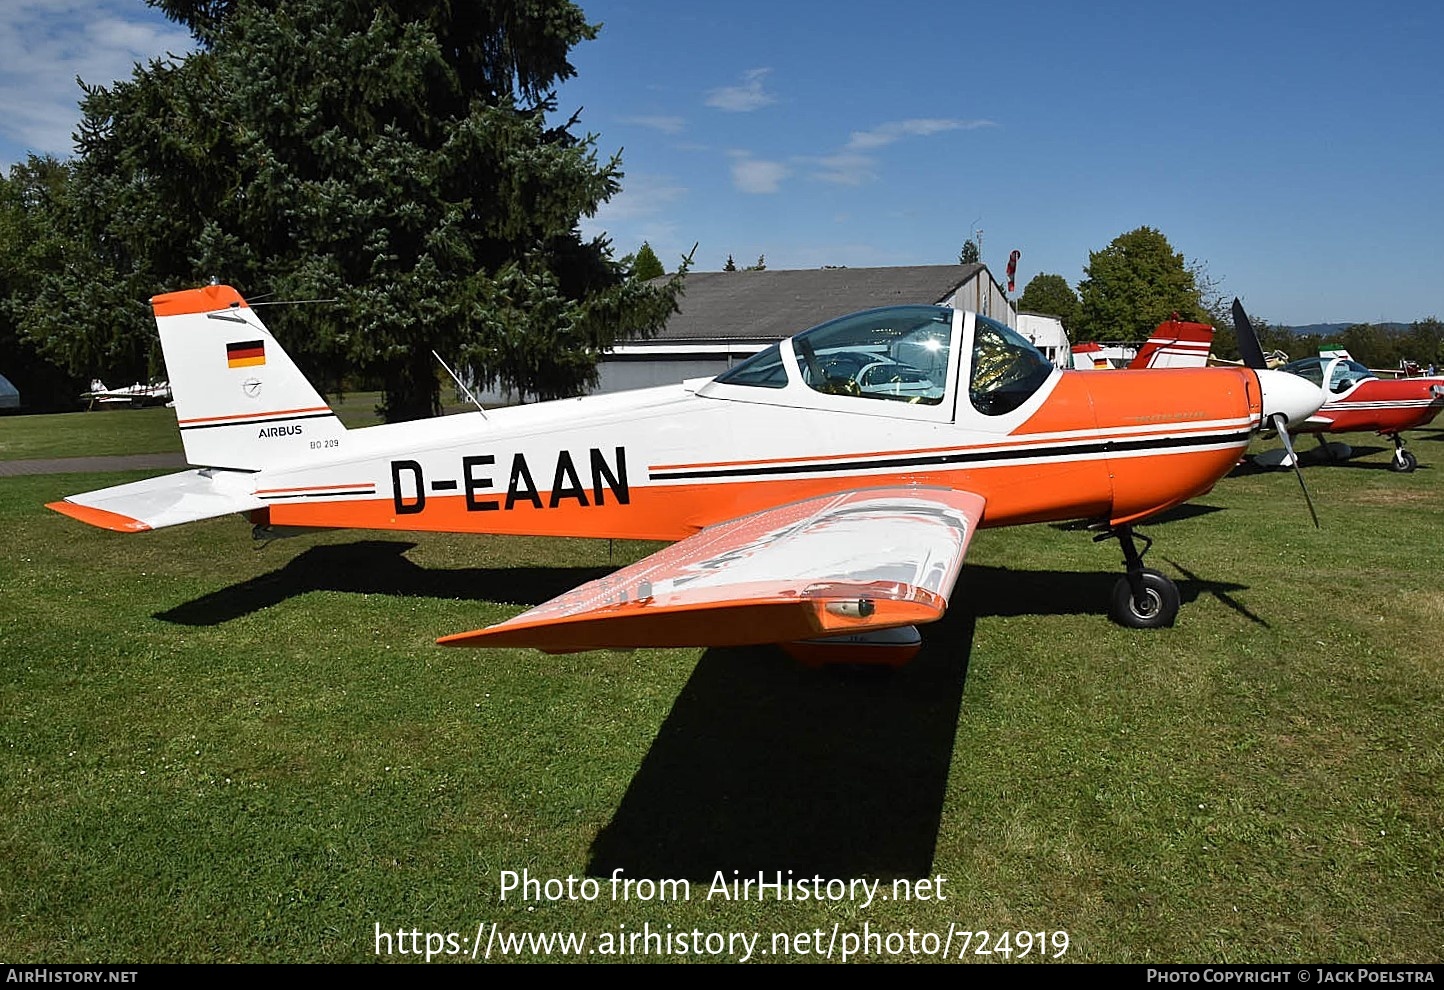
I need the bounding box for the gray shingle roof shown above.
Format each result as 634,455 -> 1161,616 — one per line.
643,264 -> 986,341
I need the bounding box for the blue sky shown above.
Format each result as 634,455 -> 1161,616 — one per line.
2,0 -> 1441,326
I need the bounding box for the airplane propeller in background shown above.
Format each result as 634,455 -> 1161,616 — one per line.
1233,298 -> 1321,528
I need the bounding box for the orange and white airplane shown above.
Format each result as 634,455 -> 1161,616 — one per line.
48,285 -> 1324,661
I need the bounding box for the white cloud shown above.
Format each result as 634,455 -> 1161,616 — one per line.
730,156 -> 787,194
581,173 -> 689,259
705,68 -> 776,113
619,115 -> 686,134
589,173 -> 686,223
0,0 -> 195,163
810,152 -> 876,187
844,117 -> 994,151
804,117 -> 996,186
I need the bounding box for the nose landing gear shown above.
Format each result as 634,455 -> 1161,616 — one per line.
1098,526 -> 1179,629
1388,434 -> 1418,473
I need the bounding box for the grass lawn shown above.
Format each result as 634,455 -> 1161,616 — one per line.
0,392 -> 475,461
1,423 -> 1441,963
0,406 -> 184,460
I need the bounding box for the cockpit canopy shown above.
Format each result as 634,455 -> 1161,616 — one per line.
713,305 -> 1054,416
716,305 -> 951,404
1281,356 -> 1375,394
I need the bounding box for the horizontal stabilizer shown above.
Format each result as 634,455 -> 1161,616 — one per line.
439,486 -> 986,652
46,469 -> 263,533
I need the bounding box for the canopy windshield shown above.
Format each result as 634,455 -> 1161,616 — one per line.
716,305 -> 952,405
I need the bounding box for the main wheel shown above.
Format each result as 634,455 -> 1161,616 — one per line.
1390,449 -> 1418,473
1109,569 -> 1180,629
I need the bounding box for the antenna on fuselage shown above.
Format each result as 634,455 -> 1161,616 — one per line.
432,350 -> 487,418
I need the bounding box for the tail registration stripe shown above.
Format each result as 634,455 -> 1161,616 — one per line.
177,405 -> 332,426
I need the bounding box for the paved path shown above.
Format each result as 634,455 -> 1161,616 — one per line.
0,453 -> 188,477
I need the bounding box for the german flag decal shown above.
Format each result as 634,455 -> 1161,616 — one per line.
227,339 -> 265,368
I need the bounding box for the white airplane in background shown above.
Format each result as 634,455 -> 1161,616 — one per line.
82,379 -> 173,409
49,285 -> 1324,664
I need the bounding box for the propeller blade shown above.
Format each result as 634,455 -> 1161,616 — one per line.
1232,298 -> 1267,370
1272,412 -> 1320,529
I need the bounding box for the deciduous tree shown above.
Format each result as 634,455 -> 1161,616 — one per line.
1336,323 -> 1401,370
1075,227 -> 1207,342
1406,317 -> 1444,368
1016,273 -> 1080,332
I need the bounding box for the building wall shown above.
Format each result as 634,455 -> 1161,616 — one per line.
1017,314 -> 1071,368
943,272 -> 1015,327
597,357 -> 734,393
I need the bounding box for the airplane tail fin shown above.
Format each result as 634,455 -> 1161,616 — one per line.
1129,320 -> 1214,369
151,284 -> 345,470
1071,342 -> 1109,370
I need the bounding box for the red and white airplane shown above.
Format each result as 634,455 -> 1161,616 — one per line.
47,285 -> 1324,662
1260,352 -> 1444,472
1071,318 -> 1215,371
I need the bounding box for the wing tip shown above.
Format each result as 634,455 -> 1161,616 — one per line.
46,500 -> 152,533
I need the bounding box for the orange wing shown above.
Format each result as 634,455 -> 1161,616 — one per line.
438,486 -> 986,653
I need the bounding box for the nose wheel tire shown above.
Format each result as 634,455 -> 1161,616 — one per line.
1390,449 -> 1418,473
1109,569 -> 1180,629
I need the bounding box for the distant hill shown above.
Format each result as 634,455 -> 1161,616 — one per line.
1286,322 -> 1411,337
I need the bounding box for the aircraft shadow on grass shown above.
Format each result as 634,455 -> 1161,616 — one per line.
154,540 -> 616,626
585,560 -> 1257,881
586,609 -> 976,881
155,539 -> 1254,879
1230,443 -> 1430,475
1290,444 -> 1394,470
155,538 -> 1253,629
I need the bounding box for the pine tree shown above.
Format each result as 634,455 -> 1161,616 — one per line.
0,158 -> 85,409
26,0 -> 685,419
631,242 -> 664,280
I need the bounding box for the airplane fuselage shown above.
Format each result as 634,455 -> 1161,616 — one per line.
51,288 -> 1329,642
1301,377 -> 1444,436
247,365 -> 1263,540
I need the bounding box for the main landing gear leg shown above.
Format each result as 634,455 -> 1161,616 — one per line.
1388,433 -> 1418,473
1098,526 -> 1180,629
